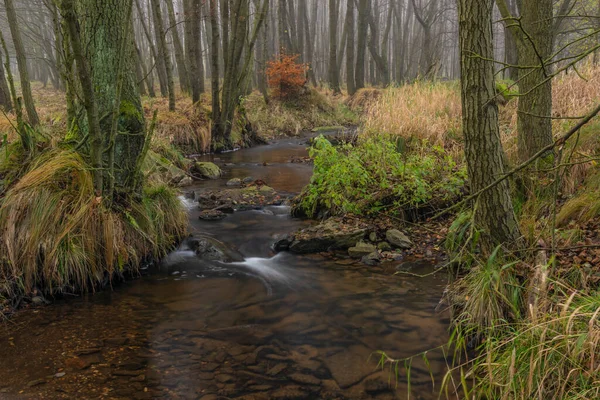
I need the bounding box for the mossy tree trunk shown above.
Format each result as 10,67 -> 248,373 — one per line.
66,0 -> 146,198
458,0 -> 522,252
4,0 -> 39,126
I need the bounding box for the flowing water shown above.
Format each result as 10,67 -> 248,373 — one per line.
0,135 -> 451,400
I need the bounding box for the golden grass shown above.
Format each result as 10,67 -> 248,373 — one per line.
143,93 -> 212,154
346,88 -> 383,111
244,87 -> 358,138
0,83 -> 212,154
0,150 -> 186,298
363,82 -> 462,151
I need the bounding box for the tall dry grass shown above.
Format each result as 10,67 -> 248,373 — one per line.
0,150 -> 186,298
363,82 -> 462,151
145,94 -> 212,154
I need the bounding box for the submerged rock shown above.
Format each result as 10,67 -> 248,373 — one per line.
386,229 -> 413,249
348,242 -> 376,258
226,178 -> 243,187
186,236 -> 244,262
285,218 -> 368,254
199,210 -> 227,221
192,162 -> 222,179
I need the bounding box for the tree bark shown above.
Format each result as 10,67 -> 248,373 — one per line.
5,0 -> 40,126
165,0 -> 191,93
151,0 -> 176,110
355,0 -> 368,90
328,0 -> 341,94
0,46 -> 12,112
345,0 -> 356,95
496,0 -> 553,162
72,0 -> 146,196
458,0 -> 522,251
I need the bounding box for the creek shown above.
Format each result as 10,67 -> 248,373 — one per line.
0,135 -> 451,399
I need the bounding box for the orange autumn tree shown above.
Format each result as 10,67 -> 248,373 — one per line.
266,54 -> 308,100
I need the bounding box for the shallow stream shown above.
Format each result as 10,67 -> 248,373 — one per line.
0,136 -> 451,399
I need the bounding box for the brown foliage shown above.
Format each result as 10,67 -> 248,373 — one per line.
266,54 -> 308,99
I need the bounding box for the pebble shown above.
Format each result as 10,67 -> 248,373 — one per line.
54,372 -> 66,378
26,379 -> 46,388
267,363 -> 287,376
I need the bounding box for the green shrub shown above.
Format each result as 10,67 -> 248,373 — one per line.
298,135 -> 467,218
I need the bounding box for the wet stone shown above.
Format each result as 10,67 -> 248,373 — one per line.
215,374 -> 234,383
289,373 -> 321,386
267,363 -> 288,376
364,376 -> 392,393
26,379 -> 46,388
130,374 -> 146,382
270,386 -> 309,400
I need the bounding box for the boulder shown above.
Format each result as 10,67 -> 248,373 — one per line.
348,242 -> 376,258
226,178 -> 243,187
242,176 -> 254,183
199,210 -> 227,221
386,229 -> 413,249
192,162 -> 222,179
287,218 -> 367,254
186,235 -> 244,262
361,252 -> 381,266
177,176 -> 193,187
273,234 -> 294,251
377,242 -> 392,251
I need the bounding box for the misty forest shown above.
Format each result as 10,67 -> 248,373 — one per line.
0,0 -> 599,398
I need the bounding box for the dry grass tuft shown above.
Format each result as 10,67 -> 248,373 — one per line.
346,88 -> 383,111
363,82 -> 462,151
0,150 -> 186,298
145,94 -> 212,154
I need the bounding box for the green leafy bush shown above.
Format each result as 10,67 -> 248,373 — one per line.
297,135 -> 467,218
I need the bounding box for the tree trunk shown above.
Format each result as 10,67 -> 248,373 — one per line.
345,0 -> 356,95
516,0 -> 553,161
355,0 -> 368,90
151,0 -> 176,110
208,0 -> 221,137
165,0 -> 191,94
61,0 -> 103,195
0,47 -> 12,112
5,0 -> 39,126
496,0 -> 553,162
458,0 -> 522,252
184,0 -> 204,102
70,0 -> 146,196
328,0 -> 341,94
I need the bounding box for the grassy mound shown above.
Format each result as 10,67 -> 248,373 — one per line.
244,88 -> 359,138
0,150 -> 186,299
